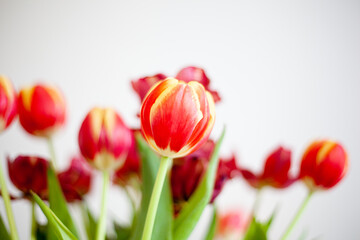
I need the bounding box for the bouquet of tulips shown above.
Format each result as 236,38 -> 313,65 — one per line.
0,66 -> 348,240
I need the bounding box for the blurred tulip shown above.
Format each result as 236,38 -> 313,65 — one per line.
215,210 -> 249,240
58,156 -> 93,202
141,78 -> 215,158
131,74 -> 167,102
299,140 -> 348,191
240,146 -> 296,189
176,66 -> 221,103
0,75 -> 17,132
78,107 -> 132,171
171,140 -> 238,214
7,155 -> 49,199
113,129 -> 141,186
18,83 -> 66,137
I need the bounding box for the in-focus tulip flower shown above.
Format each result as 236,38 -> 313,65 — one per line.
7,156 -> 49,199
18,83 -> 66,137
0,75 -> 17,132
215,210 -> 249,240
141,78 -> 215,158
113,129 -> 141,186
58,156 -> 93,202
299,140 -> 348,191
131,74 -> 167,102
240,146 -> 296,189
176,66 -> 221,103
78,107 -> 132,171
171,140 -> 239,214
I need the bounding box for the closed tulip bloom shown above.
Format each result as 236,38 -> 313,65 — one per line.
176,66 -> 221,103
58,156 -> 93,202
299,140 -> 348,191
131,74 -> 167,102
0,75 -> 17,132
141,78 -> 215,158
8,156 -> 49,199
240,146 -> 296,189
18,84 -> 66,137
78,107 -> 132,171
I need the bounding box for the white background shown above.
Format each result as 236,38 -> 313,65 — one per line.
0,1 -> 359,239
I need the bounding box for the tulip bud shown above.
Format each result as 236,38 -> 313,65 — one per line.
176,66 -> 221,103
78,107 -> 132,171
18,83 -> 66,137
113,129 -> 141,186
131,74 -> 167,102
240,146 -> 296,189
0,75 -> 17,132
7,156 -> 49,199
58,156 -> 93,202
141,78 -> 215,158
299,140 -> 348,191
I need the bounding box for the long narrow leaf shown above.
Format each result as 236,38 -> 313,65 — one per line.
173,127 -> 226,240
0,212 -> 10,240
129,134 -> 173,240
31,192 -> 77,240
204,206 -> 217,240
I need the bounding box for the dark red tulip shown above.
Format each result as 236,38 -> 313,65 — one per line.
8,156 -> 49,199
58,156 -> 93,202
240,146 -> 296,189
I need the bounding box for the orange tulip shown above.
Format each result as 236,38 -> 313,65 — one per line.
299,140 -> 348,191
18,84 -> 66,137
140,78 -> 215,158
78,107 -> 132,171
0,75 -> 17,132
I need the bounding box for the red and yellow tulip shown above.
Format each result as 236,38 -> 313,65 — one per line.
0,75 -> 17,132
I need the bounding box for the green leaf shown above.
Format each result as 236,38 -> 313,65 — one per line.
47,164 -> 79,240
129,134 -> 173,240
35,224 -> 48,240
204,206 -> 217,240
31,192 -> 77,240
243,210 -> 276,240
0,212 -> 10,240
81,204 -> 97,240
173,127 -> 226,240
113,222 -> 131,240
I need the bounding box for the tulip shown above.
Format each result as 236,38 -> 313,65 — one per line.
240,146 -> 296,189
176,66 -> 221,103
141,78 -> 215,159
113,129 -> 141,186
18,83 -> 66,137
78,107 -> 132,171
58,156 -> 93,202
215,210 -> 249,240
7,155 -> 49,199
131,74 -> 167,102
0,75 -> 17,132
299,140 -> 348,191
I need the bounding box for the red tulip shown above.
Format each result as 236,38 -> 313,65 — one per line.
113,129 -> 141,186
7,156 -> 49,199
0,75 -> 17,132
131,74 -> 167,102
299,140 -> 348,191
240,146 -> 296,189
141,78 -> 215,158
18,83 -> 66,137
58,156 -> 93,202
176,66 -> 221,103
215,210 -> 249,240
78,107 -> 132,171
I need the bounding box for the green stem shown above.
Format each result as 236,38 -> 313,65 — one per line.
124,186 -> 137,227
251,188 -> 262,218
31,200 -> 37,240
47,137 -> 57,168
141,156 -> 171,240
95,171 -> 110,240
0,161 -> 19,240
280,191 -> 313,240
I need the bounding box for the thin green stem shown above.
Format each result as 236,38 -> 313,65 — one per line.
124,186 -> 137,227
251,188 -> 262,218
141,156 -> 172,240
47,137 -> 57,168
31,200 -> 37,240
280,191 -> 313,240
95,171 -> 110,240
0,161 -> 19,240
